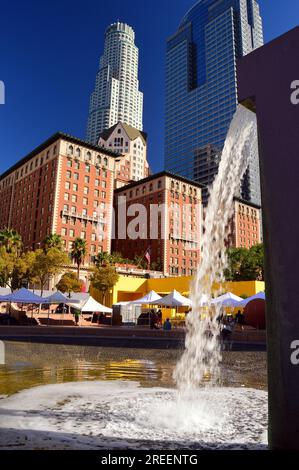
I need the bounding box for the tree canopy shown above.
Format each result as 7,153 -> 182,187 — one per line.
225,244 -> 264,281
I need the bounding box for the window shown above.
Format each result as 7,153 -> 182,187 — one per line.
74,173 -> 79,180
84,176 -> 90,184
64,193 -> 70,201
84,187 -> 89,195
94,189 -> 99,197
71,195 -> 77,203
85,164 -> 90,173
61,228 -> 67,236
80,231 -> 86,239
83,197 -> 88,205
69,229 -> 75,238
68,145 -> 74,155
73,183 -> 78,192
65,181 -> 70,190
66,171 -> 71,179
75,148 -> 81,157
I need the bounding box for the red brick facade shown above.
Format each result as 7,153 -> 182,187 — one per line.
113,172 -> 202,276
228,198 -> 262,249
0,133 -> 119,263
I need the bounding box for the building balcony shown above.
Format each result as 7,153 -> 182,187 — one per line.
61,209 -> 103,224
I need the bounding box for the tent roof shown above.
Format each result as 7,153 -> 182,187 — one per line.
149,289 -> 192,307
78,296 -> 112,313
211,292 -> 243,307
237,292 -> 266,308
130,290 -> 162,305
43,291 -> 80,304
1,288 -> 46,304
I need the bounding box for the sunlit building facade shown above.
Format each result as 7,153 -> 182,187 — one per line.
86,22 -> 143,145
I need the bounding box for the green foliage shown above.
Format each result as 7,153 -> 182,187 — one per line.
225,244 -> 264,281
94,251 -> 128,267
56,271 -> 83,295
71,238 -> 87,278
44,234 -> 63,253
91,265 -> 119,302
0,228 -> 22,254
32,248 -> 69,294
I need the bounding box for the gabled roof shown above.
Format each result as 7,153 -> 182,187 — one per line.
99,122 -> 147,146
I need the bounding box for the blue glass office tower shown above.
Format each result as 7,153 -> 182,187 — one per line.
165,0 -> 263,204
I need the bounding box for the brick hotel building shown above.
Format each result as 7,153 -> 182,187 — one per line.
0,134 -> 261,283
0,133 -> 119,262
113,172 -> 203,276
229,198 -> 262,249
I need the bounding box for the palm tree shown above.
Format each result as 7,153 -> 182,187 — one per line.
71,238 -> 87,279
44,233 -> 63,252
0,228 -> 22,254
95,251 -> 112,267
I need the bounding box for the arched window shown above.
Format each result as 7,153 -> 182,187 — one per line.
68,145 -> 73,155
75,148 -> 81,157
96,155 -> 102,165
103,157 -> 108,167
86,151 -> 92,161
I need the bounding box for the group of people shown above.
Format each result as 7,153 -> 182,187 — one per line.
150,309 -> 172,331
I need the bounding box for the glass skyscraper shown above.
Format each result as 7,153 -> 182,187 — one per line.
165,0 -> 263,204
86,22 -> 143,145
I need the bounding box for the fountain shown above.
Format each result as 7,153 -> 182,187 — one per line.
174,106 -> 258,391
0,91 -> 268,452
237,25 -> 299,450
4,26 -> 299,449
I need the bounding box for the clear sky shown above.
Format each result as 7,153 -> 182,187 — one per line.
0,0 -> 298,175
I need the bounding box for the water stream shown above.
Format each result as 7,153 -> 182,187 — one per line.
174,105 -> 258,391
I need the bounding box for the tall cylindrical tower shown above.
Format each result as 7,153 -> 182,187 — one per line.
86,22 -> 143,144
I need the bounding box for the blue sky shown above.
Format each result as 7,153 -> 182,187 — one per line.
0,0 -> 298,175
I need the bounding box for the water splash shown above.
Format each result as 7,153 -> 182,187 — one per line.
174,105 -> 258,391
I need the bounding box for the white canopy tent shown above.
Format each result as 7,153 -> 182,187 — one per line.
130,290 -> 162,305
0,288 -> 46,304
211,292 -> 243,307
72,295 -> 112,314
149,289 -> 192,307
236,292 -> 266,308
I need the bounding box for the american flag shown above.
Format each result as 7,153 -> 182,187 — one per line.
145,247 -> 151,267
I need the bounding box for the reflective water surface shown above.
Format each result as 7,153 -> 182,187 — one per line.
0,341 -> 267,396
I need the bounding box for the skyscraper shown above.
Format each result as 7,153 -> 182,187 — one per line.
165,0 -> 264,205
86,22 -> 143,145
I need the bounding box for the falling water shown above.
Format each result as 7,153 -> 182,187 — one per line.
174,105 -> 258,392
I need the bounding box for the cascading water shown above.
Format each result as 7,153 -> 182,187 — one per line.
174,105 -> 258,391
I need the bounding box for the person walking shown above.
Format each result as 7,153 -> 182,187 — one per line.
163,318 -> 172,331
